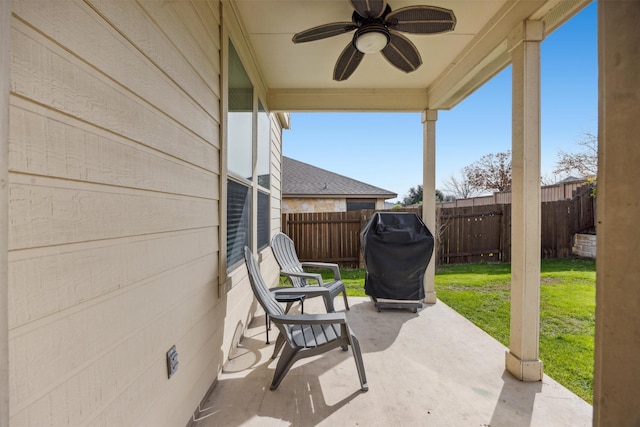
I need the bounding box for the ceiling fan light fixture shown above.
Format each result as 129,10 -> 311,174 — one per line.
354,25 -> 390,53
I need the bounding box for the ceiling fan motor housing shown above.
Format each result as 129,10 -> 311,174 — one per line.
353,23 -> 391,53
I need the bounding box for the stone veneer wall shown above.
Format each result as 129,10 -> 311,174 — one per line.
282,198 -> 388,213
282,198 -> 346,213
572,233 -> 596,258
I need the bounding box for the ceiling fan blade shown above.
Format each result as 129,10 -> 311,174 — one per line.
293,22 -> 358,43
385,6 -> 456,34
381,31 -> 422,73
349,0 -> 387,19
333,43 -> 365,81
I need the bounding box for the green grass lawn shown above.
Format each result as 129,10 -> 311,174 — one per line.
319,259 -> 596,403
435,259 -> 595,403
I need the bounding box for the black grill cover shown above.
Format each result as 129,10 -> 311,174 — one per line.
360,212 -> 434,300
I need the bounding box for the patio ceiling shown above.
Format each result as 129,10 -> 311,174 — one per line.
229,0 -> 590,112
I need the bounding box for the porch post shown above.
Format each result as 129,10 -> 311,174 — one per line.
594,1 -> 640,424
0,0 -> 10,424
422,110 -> 437,304
505,20 -> 544,381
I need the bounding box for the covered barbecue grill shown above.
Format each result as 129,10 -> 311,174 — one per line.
360,212 -> 434,312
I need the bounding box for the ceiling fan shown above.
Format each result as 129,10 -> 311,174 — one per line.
292,0 -> 456,81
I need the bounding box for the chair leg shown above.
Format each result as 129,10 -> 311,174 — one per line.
265,313 -> 270,344
342,289 -> 350,310
348,332 -> 368,391
270,345 -> 300,390
272,333 -> 286,359
323,294 -> 335,313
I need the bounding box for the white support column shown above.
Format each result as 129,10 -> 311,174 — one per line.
594,2 -> 640,424
422,110 -> 437,304
0,0 -> 10,424
505,20 -> 544,381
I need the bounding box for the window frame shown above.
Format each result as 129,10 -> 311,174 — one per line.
222,35 -> 272,275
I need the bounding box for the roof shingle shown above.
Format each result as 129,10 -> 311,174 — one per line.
283,157 -> 397,199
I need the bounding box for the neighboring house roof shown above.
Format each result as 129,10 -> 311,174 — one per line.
283,157 -> 397,199
558,175 -> 585,183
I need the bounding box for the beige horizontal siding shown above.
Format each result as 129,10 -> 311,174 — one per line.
8,177 -> 218,250
11,254 -> 218,418
13,0 -> 221,122
10,98 -> 219,197
10,25 -> 217,172
9,228 -> 218,328
8,0 -> 229,425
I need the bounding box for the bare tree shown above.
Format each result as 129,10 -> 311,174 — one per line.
540,173 -> 559,186
463,151 -> 512,192
434,206 -> 452,268
442,172 -> 483,199
554,132 -> 598,178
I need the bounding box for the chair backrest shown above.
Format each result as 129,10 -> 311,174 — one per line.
244,247 -> 285,318
271,233 -> 306,287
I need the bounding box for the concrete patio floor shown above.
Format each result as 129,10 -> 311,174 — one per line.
192,297 -> 592,426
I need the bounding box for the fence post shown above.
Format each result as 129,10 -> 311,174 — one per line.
358,210 -> 371,268
502,205 -> 511,262
281,212 -> 287,236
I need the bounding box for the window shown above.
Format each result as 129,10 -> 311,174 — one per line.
347,200 -> 376,211
227,43 -> 253,181
226,40 -> 272,269
227,180 -> 251,268
257,191 -> 269,249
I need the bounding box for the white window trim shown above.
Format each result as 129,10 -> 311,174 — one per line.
219,9 -> 272,294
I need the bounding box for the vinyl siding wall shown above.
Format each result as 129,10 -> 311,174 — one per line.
6,1 -> 279,425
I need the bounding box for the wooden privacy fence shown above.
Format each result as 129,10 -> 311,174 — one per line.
281,211 -> 364,268
438,205 -> 509,264
440,184 -> 595,263
282,187 -> 595,268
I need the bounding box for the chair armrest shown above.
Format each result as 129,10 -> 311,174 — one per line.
300,262 -> 342,280
269,312 -> 347,326
280,270 -> 324,286
270,286 -> 331,299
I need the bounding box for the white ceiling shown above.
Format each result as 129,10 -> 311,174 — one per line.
229,0 -> 590,111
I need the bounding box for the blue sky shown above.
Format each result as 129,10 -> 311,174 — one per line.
283,2 -> 597,203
